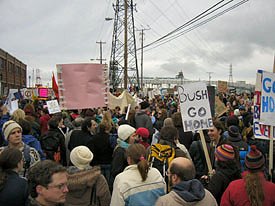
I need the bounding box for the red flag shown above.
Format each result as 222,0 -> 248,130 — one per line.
52,72 -> 59,99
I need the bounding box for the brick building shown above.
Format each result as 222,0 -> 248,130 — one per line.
0,48 -> 27,95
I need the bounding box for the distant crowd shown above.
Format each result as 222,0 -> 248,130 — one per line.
0,92 -> 274,206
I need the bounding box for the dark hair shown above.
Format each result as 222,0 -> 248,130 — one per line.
18,119 -> 32,135
126,144 -> 149,181
160,126 -> 178,143
0,148 -> 22,191
81,117 -> 93,133
171,112 -> 183,127
213,120 -> 225,135
226,115 -> 239,128
47,117 -> 59,129
169,159 -> 195,181
28,160 -> 66,198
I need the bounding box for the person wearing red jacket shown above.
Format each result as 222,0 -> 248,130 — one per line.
221,145 -> 275,206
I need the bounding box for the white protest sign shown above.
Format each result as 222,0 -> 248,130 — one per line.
178,82 -> 213,132
46,100 -> 61,114
260,71 -> 275,126
10,100 -> 19,115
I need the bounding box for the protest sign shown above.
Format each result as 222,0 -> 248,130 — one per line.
178,82 -> 213,132
178,82 -> 213,174
46,100 -> 61,114
56,63 -> 108,110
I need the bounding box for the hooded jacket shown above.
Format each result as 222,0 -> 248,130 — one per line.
65,166 -> 111,206
155,179 -> 217,206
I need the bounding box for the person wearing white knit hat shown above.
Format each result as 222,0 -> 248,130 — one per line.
0,120 -> 40,177
70,146 -> 94,170
111,124 -> 137,182
66,146 -> 111,206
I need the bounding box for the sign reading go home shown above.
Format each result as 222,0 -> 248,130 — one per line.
178,82 -> 213,132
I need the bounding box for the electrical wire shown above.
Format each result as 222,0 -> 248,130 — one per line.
142,0 -> 249,52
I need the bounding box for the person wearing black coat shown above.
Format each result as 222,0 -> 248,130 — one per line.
204,144 -> 241,205
68,117 -> 94,151
0,148 -> 28,206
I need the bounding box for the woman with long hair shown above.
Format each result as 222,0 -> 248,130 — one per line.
221,145 -> 275,206
111,144 -> 166,206
0,148 -> 28,206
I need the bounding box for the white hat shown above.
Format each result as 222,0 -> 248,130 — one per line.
2,120 -> 22,141
70,146 -> 93,170
118,124 -> 136,141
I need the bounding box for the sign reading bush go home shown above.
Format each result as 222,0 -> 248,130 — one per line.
178,82 -> 213,132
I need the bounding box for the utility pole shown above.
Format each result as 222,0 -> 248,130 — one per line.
96,41 -> 106,64
137,27 -> 150,90
206,72 -> 213,86
124,0 -> 128,89
228,63 -> 233,87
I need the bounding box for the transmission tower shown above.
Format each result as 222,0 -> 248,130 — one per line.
109,0 -> 139,90
228,64 -> 233,86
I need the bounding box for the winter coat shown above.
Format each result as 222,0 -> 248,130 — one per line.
205,164 -> 241,204
65,166 -> 111,206
29,197 -> 64,206
177,127 -> 194,150
135,111 -> 154,137
111,146 -> 128,178
0,143 -> 40,177
0,170 -> 28,206
68,130 -> 93,151
87,131 -> 113,166
110,165 -> 166,206
221,172 -> 275,206
155,179 -> 217,206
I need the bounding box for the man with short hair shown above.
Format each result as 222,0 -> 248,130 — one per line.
155,157 -> 217,206
28,160 -> 69,206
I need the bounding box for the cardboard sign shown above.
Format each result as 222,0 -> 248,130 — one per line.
46,100 -> 61,114
178,82 -> 213,132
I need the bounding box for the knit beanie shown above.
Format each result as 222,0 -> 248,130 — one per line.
118,124 -> 136,141
2,120 -> 22,141
70,146 -> 93,170
245,145 -> 265,172
136,127 -> 149,139
215,144 -> 235,161
228,125 -> 240,138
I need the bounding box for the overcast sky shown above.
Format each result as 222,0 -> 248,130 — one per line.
0,0 -> 274,86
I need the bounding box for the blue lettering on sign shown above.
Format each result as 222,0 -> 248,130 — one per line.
262,77 -> 275,93
262,96 -> 275,112
254,105 -> 260,119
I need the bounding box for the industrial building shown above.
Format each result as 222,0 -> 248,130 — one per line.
0,48 -> 27,95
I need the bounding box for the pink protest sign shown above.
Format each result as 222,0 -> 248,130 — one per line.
56,63 -> 108,110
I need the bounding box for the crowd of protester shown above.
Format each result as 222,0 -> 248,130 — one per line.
0,91 -> 274,205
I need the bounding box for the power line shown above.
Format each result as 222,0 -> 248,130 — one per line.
142,0 -> 249,52
141,0 -> 229,50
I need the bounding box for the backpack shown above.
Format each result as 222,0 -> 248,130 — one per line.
148,143 -> 175,177
40,132 -> 61,163
23,144 -> 31,177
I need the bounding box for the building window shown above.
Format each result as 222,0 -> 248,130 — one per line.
0,58 -> 5,69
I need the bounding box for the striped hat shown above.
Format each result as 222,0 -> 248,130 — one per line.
215,144 -> 235,162
245,145 -> 265,172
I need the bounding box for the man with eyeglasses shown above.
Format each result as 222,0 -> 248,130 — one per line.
28,160 -> 69,206
155,157 -> 217,206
